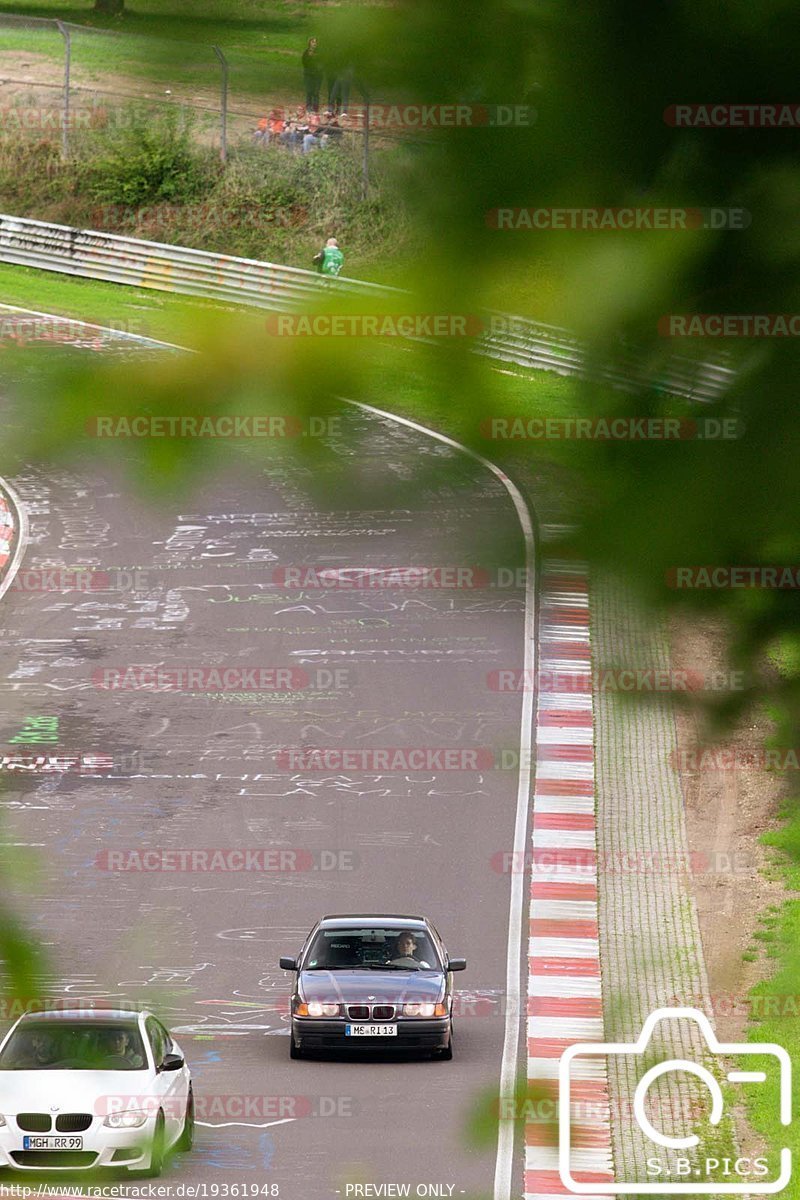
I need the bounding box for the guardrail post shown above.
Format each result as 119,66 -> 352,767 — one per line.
213,45 -> 228,166
56,20 -> 71,159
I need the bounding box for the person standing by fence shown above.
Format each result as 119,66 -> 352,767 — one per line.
302,37 -> 323,112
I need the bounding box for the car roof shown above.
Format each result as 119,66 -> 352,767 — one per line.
16,1009 -> 148,1023
319,914 -> 429,929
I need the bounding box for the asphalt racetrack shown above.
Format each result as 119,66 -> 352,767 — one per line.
0,345 -> 531,1200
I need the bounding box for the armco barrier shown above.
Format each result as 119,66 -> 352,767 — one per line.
0,214 -> 390,311
0,214 -> 735,401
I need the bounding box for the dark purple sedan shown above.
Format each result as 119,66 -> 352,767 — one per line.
280,914 -> 466,1060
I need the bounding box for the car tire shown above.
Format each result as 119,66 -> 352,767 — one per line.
177,1086 -> 194,1152
144,1112 -> 166,1177
289,1035 -> 304,1059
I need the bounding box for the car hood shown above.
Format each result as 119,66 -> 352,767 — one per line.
0,1069 -> 152,1115
299,970 -> 445,1004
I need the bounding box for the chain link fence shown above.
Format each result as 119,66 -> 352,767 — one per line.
0,12 -> 401,194
0,14 -> 232,158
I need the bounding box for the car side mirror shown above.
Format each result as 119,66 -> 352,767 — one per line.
448,958 -> 467,972
159,1052 -> 184,1072
279,956 -> 298,971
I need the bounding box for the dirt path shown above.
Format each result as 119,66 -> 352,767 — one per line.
670,615 -> 790,1040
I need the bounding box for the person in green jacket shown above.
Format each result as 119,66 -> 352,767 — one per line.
319,237 -> 344,276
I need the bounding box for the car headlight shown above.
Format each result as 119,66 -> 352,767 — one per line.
306,1001 -> 340,1018
294,999 -> 340,1018
403,1002 -> 447,1018
103,1111 -> 149,1129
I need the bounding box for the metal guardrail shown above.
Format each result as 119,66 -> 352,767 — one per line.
0,213 -> 390,310
480,310 -> 735,402
0,213 -> 735,401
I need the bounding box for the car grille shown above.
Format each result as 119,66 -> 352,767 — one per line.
16,1114 -> 51,1132
56,1113 -> 92,1132
346,1004 -> 395,1021
11,1151 -> 97,1168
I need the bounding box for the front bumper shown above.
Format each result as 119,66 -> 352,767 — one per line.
0,1116 -> 156,1171
292,1017 -> 450,1052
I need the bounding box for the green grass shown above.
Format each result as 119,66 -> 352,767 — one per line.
0,23 -> 298,102
0,1 -> 376,103
742,637 -> 800,1192
0,260 -> 226,343
0,257 -> 582,442
0,0 -> 324,45
768,636 -> 800,677
742,902 -> 800,1191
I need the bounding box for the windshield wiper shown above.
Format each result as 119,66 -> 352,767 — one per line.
367,962 -> 417,970
304,965 -> 366,971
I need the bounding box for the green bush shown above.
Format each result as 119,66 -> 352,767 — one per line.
79,108 -> 215,206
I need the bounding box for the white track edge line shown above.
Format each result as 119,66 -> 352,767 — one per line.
0,477 -> 29,601
0,302 -> 188,352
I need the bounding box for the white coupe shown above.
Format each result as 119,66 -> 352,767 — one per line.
0,1008 -> 193,1175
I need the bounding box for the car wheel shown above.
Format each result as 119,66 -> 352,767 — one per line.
144,1112 -> 166,1177
289,1035 -> 304,1059
177,1086 -> 194,1152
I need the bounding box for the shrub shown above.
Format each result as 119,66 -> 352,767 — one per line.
79,107 -> 215,206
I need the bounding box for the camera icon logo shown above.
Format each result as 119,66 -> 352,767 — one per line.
558,1007 -> 792,1194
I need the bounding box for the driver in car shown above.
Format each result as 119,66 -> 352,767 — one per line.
390,931 -> 432,968
30,1032 -> 57,1066
104,1029 -> 145,1069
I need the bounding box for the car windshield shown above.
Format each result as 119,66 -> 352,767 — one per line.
0,1022 -> 148,1071
304,927 -> 442,971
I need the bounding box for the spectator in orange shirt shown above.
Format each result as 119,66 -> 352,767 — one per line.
268,108 -> 285,140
